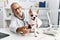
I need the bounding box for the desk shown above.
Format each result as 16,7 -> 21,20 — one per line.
0,28 -> 59,40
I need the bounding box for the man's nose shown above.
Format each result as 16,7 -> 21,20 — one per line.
16,9 -> 20,13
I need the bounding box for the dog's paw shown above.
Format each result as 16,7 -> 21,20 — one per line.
36,32 -> 39,34
35,35 -> 37,37
34,34 -> 38,37
22,33 -> 28,36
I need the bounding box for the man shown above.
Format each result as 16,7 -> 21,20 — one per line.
9,2 -> 30,35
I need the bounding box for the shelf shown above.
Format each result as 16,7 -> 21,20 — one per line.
4,7 -> 11,10
38,15 -> 48,20
23,7 -> 49,10
5,17 -> 11,20
58,9 -> 60,12
5,7 -> 49,10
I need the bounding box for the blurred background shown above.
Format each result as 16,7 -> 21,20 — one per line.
0,0 -> 59,28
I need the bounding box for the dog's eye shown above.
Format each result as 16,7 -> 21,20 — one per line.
31,15 -> 33,17
36,15 -> 37,17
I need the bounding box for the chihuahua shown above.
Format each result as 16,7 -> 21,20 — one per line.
28,8 -> 42,37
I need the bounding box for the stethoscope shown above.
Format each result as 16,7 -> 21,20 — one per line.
15,13 -> 25,26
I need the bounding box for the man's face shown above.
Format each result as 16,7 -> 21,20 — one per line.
11,4 -> 23,17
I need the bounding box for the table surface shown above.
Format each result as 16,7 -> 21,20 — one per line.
0,28 -> 60,40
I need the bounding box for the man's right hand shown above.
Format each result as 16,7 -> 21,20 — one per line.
16,26 -> 30,35
16,27 -> 21,33
16,26 -> 28,33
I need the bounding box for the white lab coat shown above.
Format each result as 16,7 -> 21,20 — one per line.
9,15 -> 27,33
9,10 -> 42,33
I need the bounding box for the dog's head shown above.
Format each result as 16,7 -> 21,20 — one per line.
29,8 -> 39,20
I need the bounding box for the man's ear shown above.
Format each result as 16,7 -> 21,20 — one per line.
29,8 -> 32,14
36,9 -> 39,14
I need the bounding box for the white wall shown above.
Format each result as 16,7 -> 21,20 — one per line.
0,2 -> 4,27
48,0 -> 59,25
15,0 -> 59,25
8,0 -> 47,8
1,0 -> 59,28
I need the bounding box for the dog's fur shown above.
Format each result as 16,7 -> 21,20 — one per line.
28,8 -> 42,37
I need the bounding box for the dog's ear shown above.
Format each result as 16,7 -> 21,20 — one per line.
36,9 -> 39,14
29,8 -> 32,15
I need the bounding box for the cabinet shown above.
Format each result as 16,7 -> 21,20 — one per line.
58,0 -> 60,25
37,8 -> 49,27
0,2 -> 4,28
58,9 -> 60,25
4,7 -> 12,27
0,8 -> 4,27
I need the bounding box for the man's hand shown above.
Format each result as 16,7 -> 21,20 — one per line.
16,27 -> 21,33
16,26 -> 30,35
16,26 -> 28,33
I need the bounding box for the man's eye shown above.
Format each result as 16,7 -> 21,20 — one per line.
17,7 -> 20,9
15,7 -> 21,11
31,15 -> 33,17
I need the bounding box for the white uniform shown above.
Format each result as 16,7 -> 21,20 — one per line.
9,15 -> 27,33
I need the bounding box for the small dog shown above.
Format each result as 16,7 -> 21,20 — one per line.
28,8 -> 42,37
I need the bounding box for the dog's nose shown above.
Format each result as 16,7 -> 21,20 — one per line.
34,17 -> 35,20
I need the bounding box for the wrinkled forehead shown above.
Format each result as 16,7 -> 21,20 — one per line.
11,3 -> 22,10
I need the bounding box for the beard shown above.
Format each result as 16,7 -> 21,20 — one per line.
18,12 -> 23,17
16,12 -> 24,20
